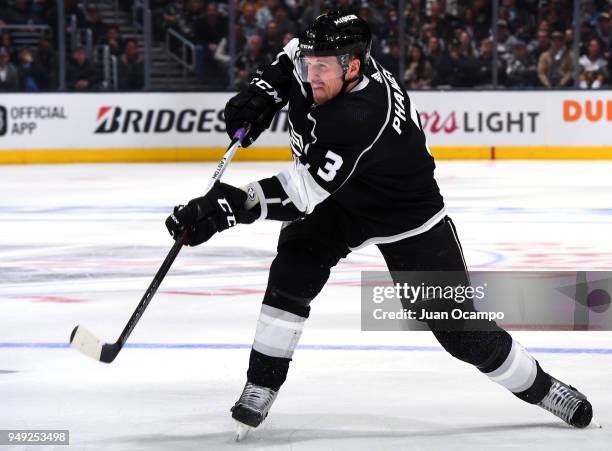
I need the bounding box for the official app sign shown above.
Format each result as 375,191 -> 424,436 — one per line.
361,271 -> 612,331
0,103 -> 68,141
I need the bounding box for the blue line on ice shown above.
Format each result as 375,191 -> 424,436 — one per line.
1,343 -> 612,354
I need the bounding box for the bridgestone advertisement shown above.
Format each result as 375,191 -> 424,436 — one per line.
0,91 -> 609,152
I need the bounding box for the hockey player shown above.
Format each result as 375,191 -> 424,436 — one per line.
166,13 -> 593,440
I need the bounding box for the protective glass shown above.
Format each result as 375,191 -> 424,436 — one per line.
296,55 -> 348,84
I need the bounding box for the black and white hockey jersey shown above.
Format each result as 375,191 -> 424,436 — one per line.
245,39 -> 446,250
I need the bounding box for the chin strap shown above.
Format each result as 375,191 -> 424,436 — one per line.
338,54 -> 364,95
340,73 -> 363,95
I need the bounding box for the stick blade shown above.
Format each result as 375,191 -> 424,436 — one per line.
70,325 -> 104,362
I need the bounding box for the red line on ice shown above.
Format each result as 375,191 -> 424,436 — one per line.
19,296 -> 86,303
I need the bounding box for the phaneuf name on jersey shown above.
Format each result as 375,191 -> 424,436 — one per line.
380,68 -> 407,135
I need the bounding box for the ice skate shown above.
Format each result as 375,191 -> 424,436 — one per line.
231,382 -> 278,441
538,378 -> 593,428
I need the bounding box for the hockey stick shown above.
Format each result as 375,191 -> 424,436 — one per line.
69,127 -> 250,363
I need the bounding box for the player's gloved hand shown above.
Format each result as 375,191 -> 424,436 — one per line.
165,182 -> 258,246
224,86 -> 278,147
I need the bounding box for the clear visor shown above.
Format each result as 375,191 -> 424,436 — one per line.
296,55 -> 348,85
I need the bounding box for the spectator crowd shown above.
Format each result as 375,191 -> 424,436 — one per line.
1,0 -> 611,91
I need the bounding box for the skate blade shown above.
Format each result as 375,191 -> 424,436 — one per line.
590,417 -> 603,429
235,421 -> 252,442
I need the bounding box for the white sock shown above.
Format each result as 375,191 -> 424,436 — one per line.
485,339 -> 537,393
252,304 -> 305,359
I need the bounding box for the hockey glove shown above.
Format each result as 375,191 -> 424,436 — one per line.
165,182 -> 258,246
224,86 -> 278,147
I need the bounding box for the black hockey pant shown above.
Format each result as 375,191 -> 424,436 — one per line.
246,215 -> 551,404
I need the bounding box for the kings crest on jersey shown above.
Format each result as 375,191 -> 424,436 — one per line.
247,37 -> 446,250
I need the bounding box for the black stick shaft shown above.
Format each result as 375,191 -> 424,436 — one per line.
114,231 -> 188,350
99,127 -> 248,361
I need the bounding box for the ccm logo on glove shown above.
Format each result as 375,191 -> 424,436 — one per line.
217,198 -> 236,227
166,182 -> 258,246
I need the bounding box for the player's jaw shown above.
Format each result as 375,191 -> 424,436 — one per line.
310,77 -> 343,104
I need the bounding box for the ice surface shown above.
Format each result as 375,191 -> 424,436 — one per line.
1,161 -> 611,450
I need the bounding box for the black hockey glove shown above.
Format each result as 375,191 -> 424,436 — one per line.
224,86 -> 278,147
165,182 -> 258,246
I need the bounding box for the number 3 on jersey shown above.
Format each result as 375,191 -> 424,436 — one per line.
317,150 -> 343,182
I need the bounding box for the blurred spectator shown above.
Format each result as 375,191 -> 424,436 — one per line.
214,23 -> 246,86
180,0 -> 205,40
596,12 -> 611,54
48,0 -> 86,39
496,20 -> 520,63
438,39 -> 477,87
240,2 -> 261,38
502,0 -> 531,34
33,37 -> 56,89
65,0 -> 86,26
2,0 -> 42,25
274,6 -> 297,37
156,1 -> 182,40
0,30 -> 18,64
426,35 -> 444,62
385,8 -> 400,42
419,22 -> 437,47
506,40 -> 537,87
195,2 -> 227,51
542,4 -> 568,34
235,34 -> 270,89
378,39 -> 401,78
472,0 -> 492,41
261,20 -> 283,59
195,2 -> 227,85
67,46 -> 98,90
299,0 -> 328,33
118,39 -> 144,90
100,25 -> 124,57
427,1 -> 453,42
537,30 -> 574,87
404,44 -> 433,89
474,37 -> 506,86
0,46 -> 19,90
528,29 -> 550,62
563,27 -> 574,49
458,30 -> 478,58
461,7 -> 477,41
368,0 -> 392,39
357,5 -> 382,57
256,0 -> 280,30
84,3 -> 108,44
581,0 -> 598,27
406,0 -> 426,37
427,35 -> 446,85
31,0 -> 52,22
579,39 -> 608,88
16,47 -> 40,90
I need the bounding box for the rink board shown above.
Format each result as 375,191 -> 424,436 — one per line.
0,91 -> 610,163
